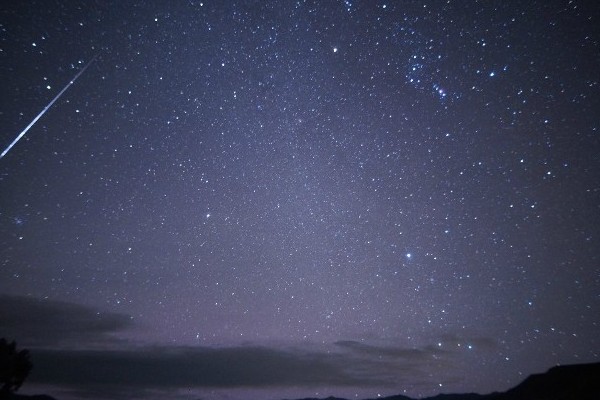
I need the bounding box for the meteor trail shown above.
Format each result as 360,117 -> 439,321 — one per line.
0,54 -> 98,159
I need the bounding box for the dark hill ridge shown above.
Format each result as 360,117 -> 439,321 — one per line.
3,362 -> 598,400
292,362 -> 600,400
500,362 -> 600,400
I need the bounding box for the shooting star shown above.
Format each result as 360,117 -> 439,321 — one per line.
0,54 -> 98,159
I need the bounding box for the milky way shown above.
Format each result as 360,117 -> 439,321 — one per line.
0,1 -> 598,400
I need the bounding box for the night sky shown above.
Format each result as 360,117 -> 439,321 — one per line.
1,1 -> 599,400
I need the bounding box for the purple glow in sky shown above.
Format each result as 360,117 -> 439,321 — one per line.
1,1 -> 598,400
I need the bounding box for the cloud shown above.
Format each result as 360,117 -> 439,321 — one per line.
0,294 -> 132,348
1,295 -> 499,399
26,339 -> 476,398
335,340 -> 448,361
30,345 -> 382,389
331,340 -> 451,387
27,344 -> 394,399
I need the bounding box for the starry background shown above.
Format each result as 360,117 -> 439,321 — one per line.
0,1 -> 599,399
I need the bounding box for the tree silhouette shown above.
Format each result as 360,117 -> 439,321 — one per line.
0,338 -> 33,396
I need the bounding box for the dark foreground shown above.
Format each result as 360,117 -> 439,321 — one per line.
294,362 -> 600,400
4,362 -> 599,400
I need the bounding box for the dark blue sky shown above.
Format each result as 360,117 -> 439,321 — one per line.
1,1 -> 598,399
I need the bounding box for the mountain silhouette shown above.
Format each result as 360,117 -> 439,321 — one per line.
291,362 -> 600,400
1,362 -> 597,400
498,362 -> 600,400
